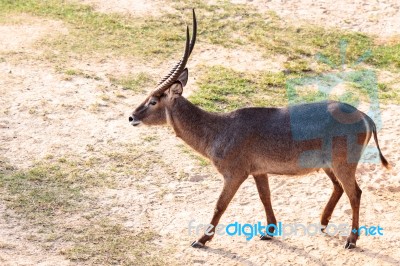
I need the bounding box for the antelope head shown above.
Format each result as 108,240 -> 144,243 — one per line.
129,10 -> 197,126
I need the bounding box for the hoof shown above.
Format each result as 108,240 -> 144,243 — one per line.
260,234 -> 273,240
344,241 -> 356,249
191,240 -> 205,248
321,225 -> 327,233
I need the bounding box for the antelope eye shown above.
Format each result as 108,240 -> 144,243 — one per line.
149,100 -> 157,106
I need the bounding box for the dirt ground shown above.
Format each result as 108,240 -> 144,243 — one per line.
1,0 -> 399,265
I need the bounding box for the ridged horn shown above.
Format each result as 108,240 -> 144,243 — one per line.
152,9 -> 197,96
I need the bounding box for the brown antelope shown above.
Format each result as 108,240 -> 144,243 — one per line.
129,10 -> 390,249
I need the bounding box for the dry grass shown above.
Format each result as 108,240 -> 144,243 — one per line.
0,0 -> 399,265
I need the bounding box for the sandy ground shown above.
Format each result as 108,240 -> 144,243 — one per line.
80,0 -> 175,16
1,0 -> 400,265
232,0 -> 400,37
84,0 -> 400,36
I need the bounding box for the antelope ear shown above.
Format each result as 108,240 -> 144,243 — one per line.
169,81 -> 183,98
168,69 -> 188,98
178,68 -> 189,86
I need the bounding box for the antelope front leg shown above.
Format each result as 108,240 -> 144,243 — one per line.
191,175 -> 246,248
253,174 -> 277,240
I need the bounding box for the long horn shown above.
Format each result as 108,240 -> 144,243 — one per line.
152,26 -> 191,96
189,8 -> 197,55
154,9 -> 197,90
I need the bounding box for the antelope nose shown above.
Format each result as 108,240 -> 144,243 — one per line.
129,116 -> 140,126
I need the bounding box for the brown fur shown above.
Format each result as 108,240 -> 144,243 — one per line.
129,71 -> 390,249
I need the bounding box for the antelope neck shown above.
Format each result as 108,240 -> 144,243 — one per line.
167,97 -> 223,157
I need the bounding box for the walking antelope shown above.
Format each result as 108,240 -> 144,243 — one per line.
129,10 -> 390,249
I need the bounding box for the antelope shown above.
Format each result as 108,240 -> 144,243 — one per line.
129,10 -> 390,249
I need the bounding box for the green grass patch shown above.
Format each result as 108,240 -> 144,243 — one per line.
189,65 -> 257,112
1,0 -> 399,70
109,72 -> 154,93
370,43 -> 400,68
0,157 -> 168,264
0,162 -> 84,223
377,82 -> 400,101
0,157 -> 115,222
62,68 -> 101,80
191,65 -> 399,112
62,219 -> 166,265
64,69 -> 80,76
0,0 -> 399,89
173,0 -> 400,70
190,65 -> 293,112
105,144 -> 180,181
0,0 -> 187,61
